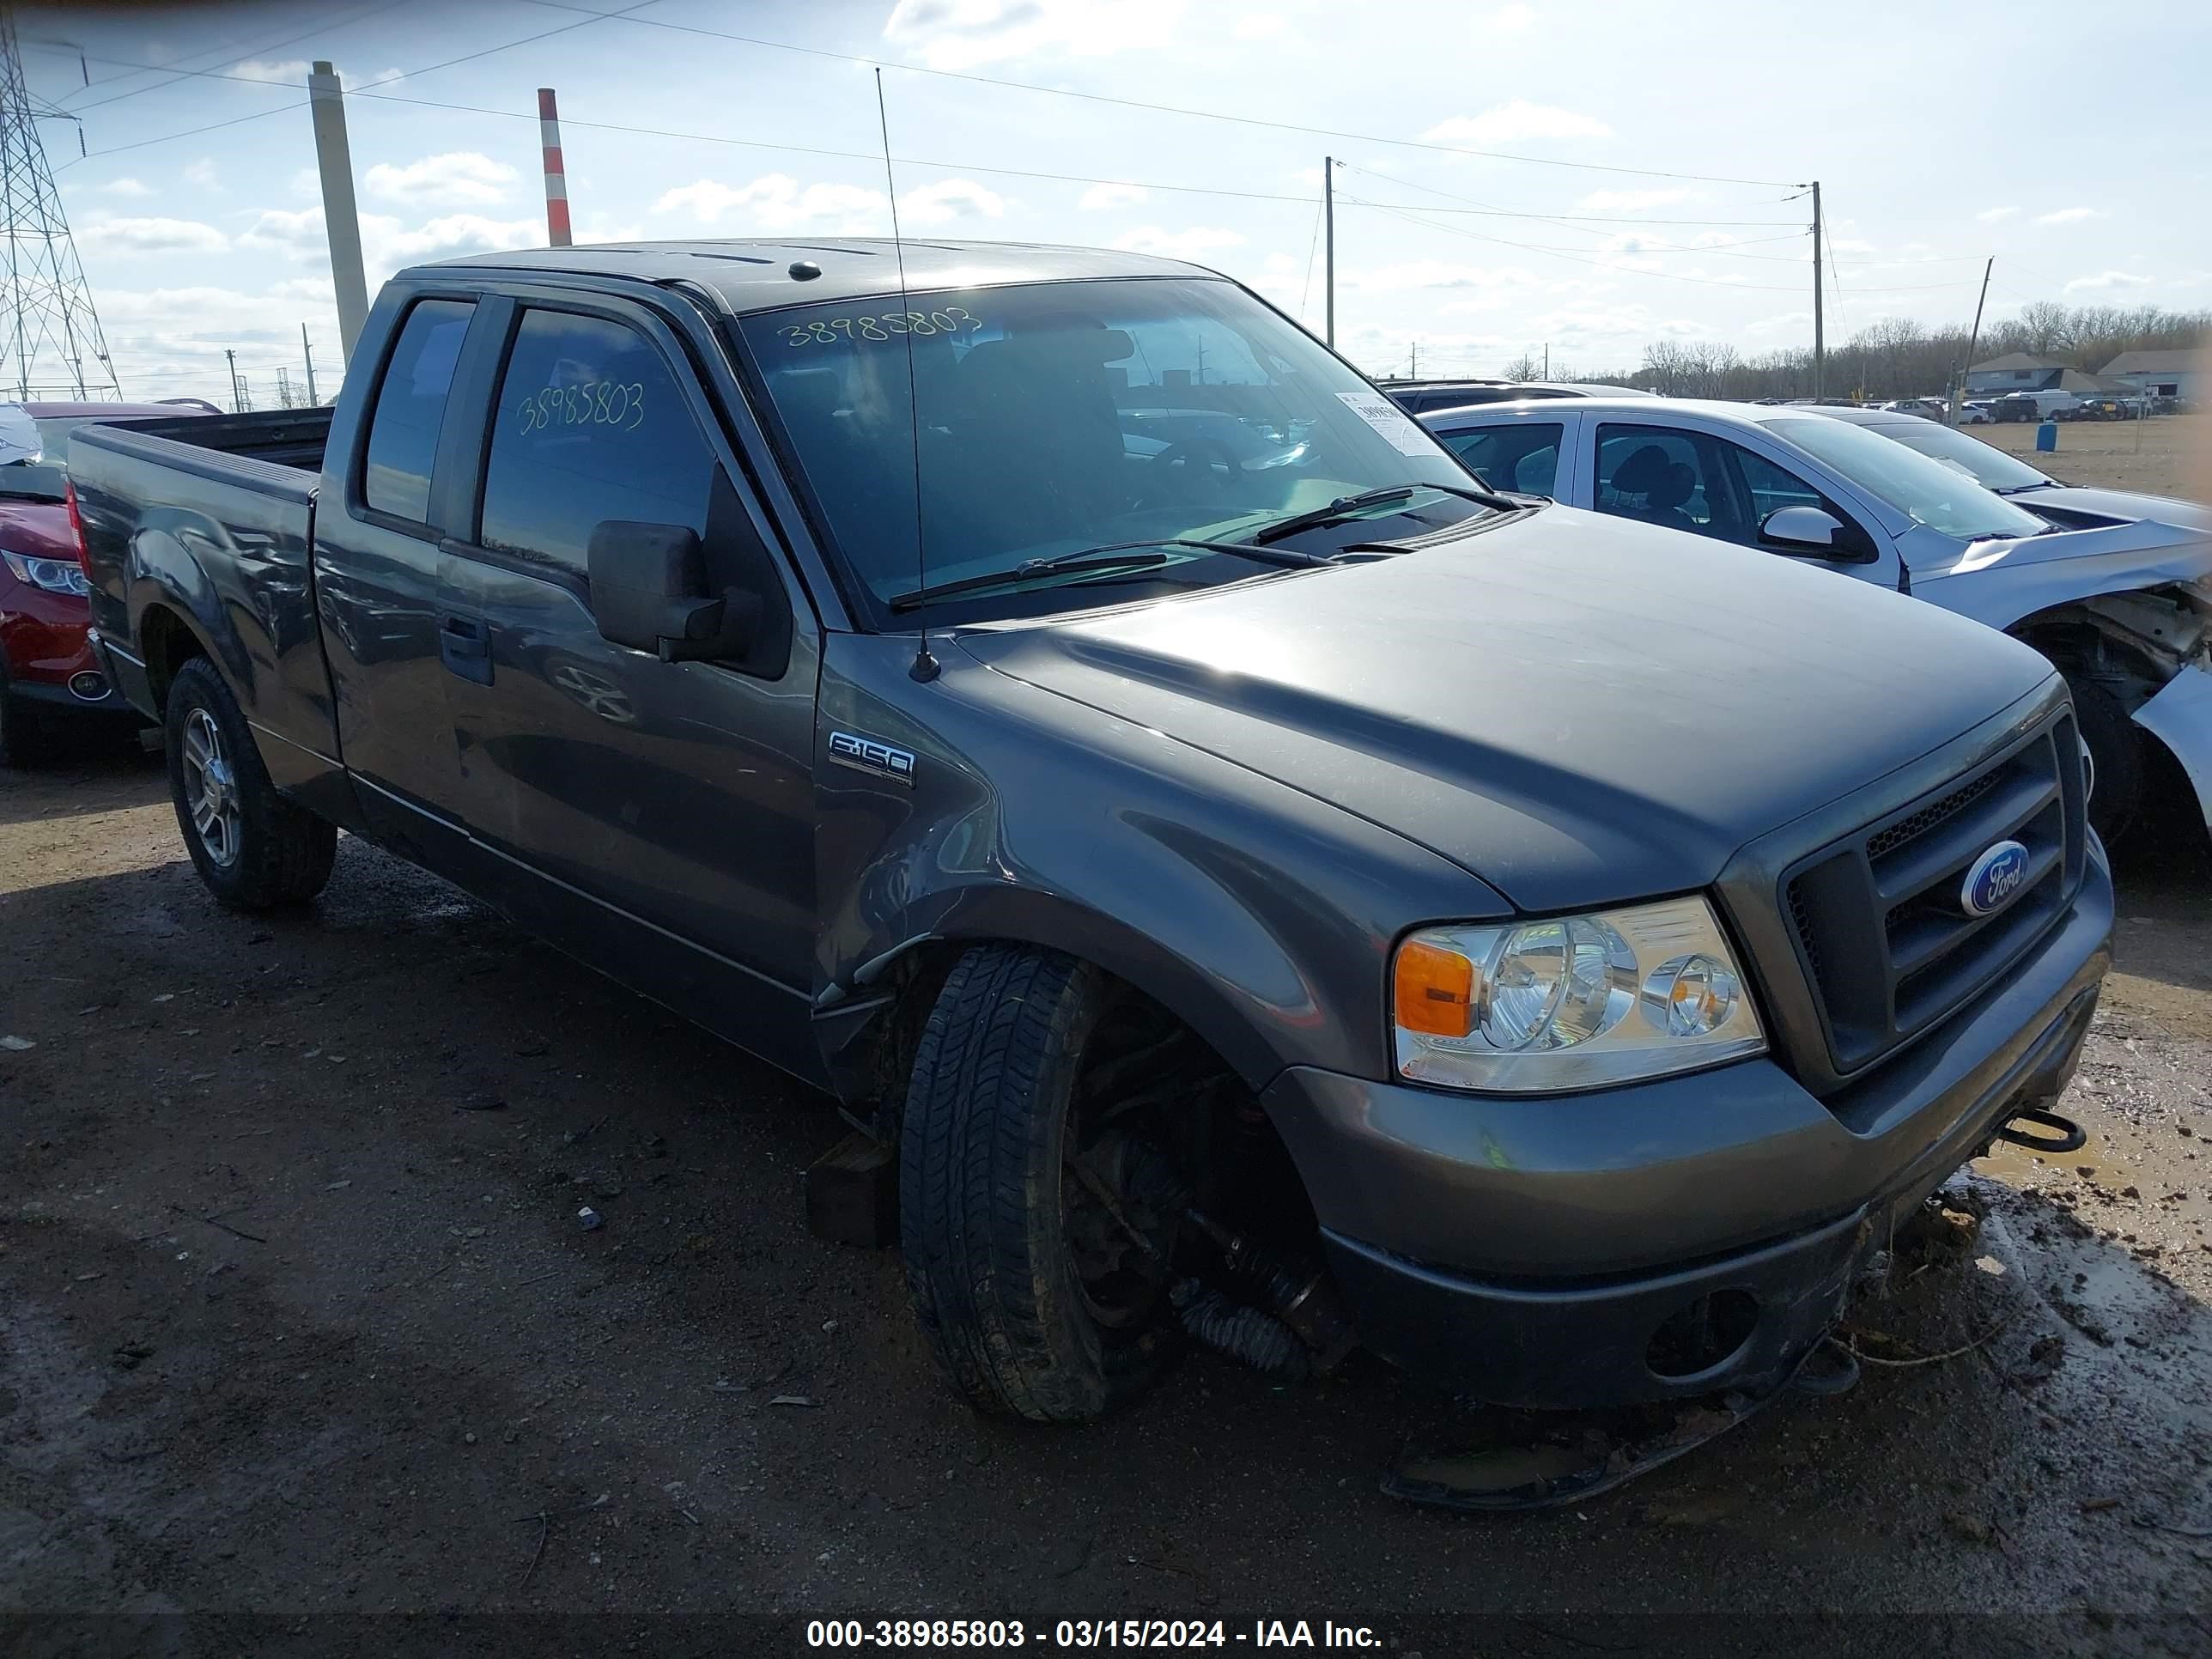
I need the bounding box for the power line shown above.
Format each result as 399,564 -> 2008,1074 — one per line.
506,0 -> 1800,188
54,0 -> 416,114
53,0 -> 663,167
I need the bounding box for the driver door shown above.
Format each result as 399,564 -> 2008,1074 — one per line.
436,294 -> 823,1075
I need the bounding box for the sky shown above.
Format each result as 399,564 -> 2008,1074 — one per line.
16,0 -> 2212,404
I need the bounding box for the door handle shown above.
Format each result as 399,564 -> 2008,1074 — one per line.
440,613 -> 494,685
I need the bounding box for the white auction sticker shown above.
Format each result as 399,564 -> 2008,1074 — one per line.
1334,390 -> 1437,456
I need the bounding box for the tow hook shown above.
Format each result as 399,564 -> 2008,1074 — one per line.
1993,1104 -> 2087,1154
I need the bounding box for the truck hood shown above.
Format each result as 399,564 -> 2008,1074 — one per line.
2014,483 -> 2212,533
1906,515 -> 2212,630
957,505 -> 2053,912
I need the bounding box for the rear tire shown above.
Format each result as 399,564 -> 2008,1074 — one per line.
2067,674 -> 2143,847
899,944 -> 1179,1423
163,656 -> 336,908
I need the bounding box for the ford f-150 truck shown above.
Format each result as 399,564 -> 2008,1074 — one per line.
72,240 -> 2111,1425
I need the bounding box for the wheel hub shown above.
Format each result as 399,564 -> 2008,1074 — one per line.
181,708 -> 242,868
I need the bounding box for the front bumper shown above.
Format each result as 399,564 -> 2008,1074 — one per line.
3,612 -> 136,718
1261,844 -> 2112,1408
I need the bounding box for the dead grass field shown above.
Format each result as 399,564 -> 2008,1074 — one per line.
1977,410 -> 2211,499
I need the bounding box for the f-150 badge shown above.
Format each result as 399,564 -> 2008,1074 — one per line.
829,730 -> 918,785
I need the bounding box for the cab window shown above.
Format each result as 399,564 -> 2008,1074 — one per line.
478,309 -> 714,574
362,298 -> 473,523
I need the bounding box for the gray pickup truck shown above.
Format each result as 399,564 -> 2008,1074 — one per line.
72,240 -> 2111,1425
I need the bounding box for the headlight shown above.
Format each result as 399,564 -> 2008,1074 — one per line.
2,550 -> 90,597
1392,896 -> 1765,1092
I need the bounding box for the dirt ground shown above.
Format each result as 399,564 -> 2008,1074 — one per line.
4,750 -> 2212,1658
1977,410 -> 2210,499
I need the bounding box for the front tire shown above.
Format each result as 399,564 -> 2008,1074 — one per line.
163,656 -> 336,908
2068,674 -> 2142,846
899,945 -> 1180,1423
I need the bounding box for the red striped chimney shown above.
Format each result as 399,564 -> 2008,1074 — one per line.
538,88 -> 572,246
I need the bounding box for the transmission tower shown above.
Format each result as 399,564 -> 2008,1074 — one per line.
0,5 -> 118,400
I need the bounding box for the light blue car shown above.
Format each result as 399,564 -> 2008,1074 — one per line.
1419,394 -> 2212,842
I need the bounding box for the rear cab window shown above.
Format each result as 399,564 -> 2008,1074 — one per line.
361,298 -> 473,523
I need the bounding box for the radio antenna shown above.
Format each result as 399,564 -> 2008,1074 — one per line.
876,68 -> 938,684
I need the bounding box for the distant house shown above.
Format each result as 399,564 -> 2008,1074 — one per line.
2099,348 -> 2204,402
1964,353 -> 2070,393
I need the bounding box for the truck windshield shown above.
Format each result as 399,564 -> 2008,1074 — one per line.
1766,417 -> 2051,541
737,277 -> 1492,620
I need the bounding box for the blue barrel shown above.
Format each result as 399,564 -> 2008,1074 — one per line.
2035,419 -> 2058,452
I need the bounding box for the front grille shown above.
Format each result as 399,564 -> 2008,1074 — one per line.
1782,710 -> 2086,1075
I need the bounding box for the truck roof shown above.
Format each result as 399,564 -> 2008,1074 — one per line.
410,238 -> 1214,315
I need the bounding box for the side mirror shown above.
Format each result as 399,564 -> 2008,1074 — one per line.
586,520 -> 759,663
1759,504 -> 1849,553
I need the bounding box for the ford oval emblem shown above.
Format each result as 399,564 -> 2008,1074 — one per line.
1960,840 -> 2030,917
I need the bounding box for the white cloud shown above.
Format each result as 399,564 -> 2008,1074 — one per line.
2034,207 -> 2100,226
1747,310 -> 1814,336
232,58 -> 400,87
1577,186 -> 1693,211
1976,205 -> 2020,223
369,213 -> 539,268
884,0 -> 1185,70
1481,3 -> 1536,30
183,158 -> 218,189
1232,12 -> 1286,38
365,152 -> 519,208
1341,260 -> 1539,293
1422,101 -> 1611,146
78,216 -> 229,255
900,178 -> 1007,226
1079,182 -> 1149,210
1111,225 -> 1248,260
238,206 -> 327,254
233,58 -> 311,83
97,178 -> 154,198
653,174 -> 886,234
2064,270 -> 2153,292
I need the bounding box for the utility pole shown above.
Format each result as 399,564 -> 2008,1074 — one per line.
1542,342 -> 1549,380
302,324 -> 317,404
1953,256 -> 1993,426
1809,180 -> 1824,401
225,348 -> 242,413
1322,155 -> 1335,349
307,61 -> 371,358
1408,340 -> 1417,380
0,6 -> 119,399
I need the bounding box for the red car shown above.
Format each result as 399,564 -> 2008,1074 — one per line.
0,400 -> 211,766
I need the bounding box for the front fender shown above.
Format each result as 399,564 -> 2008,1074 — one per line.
812,635 -> 1504,1100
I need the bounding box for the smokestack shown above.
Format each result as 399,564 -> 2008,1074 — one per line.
307,61 -> 370,356
538,88 -> 572,246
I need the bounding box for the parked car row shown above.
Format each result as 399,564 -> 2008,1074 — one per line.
21,239 -> 2172,1452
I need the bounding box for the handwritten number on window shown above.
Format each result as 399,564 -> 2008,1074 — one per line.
777,306 -> 984,349
516,380 -> 647,434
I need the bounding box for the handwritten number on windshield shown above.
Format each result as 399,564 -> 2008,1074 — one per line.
517,380 -> 647,434
778,307 -> 984,348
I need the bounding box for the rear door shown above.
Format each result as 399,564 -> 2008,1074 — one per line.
434,289 -> 823,1075
315,289 -> 484,870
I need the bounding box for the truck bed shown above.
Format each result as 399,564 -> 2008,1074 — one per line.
114,406 -> 333,475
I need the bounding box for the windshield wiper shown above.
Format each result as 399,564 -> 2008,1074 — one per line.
1247,481 -> 1512,546
885,538 -> 1339,612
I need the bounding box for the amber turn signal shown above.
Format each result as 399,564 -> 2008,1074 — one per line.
1394,939 -> 1475,1038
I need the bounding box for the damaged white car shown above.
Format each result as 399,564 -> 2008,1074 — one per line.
1419,395 -> 2212,840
